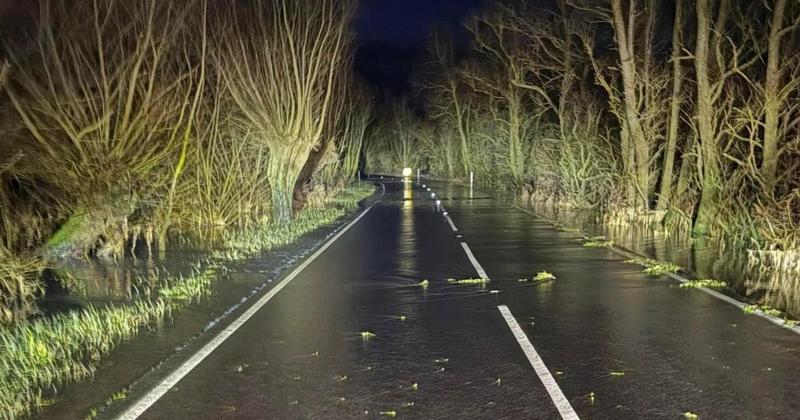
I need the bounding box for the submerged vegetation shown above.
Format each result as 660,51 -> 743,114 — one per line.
680,280 -> 728,290
582,237 -> 614,249
447,277 -> 490,285
533,271 -> 556,281
743,304 -> 784,318
625,258 -> 682,277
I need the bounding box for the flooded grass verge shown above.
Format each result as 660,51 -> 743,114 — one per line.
212,184 -> 374,260
0,267 -> 215,418
0,183 -> 376,419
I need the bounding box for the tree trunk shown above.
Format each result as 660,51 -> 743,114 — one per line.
621,124 -> 637,203
271,182 -> 294,225
557,0 -> 575,141
611,0 -> 650,210
451,80 -> 471,177
507,86 -> 525,187
43,195 -> 136,261
674,134 -> 695,200
268,143 -> 311,224
657,0 -> 684,210
693,0 -> 721,235
761,0 -> 787,191
445,133 -> 455,179
293,139 -> 330,212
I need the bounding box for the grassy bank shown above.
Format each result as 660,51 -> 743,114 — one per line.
0,183 -> 375,419
213,183 -> 375,260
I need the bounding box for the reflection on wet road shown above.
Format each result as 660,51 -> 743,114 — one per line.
115,179 -> 800,419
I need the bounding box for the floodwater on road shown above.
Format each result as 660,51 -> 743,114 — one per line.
39,179 -> 800,419
517,193 -> 800,319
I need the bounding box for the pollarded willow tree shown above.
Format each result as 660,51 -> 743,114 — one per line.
4,0 -> 205,259
216,0 -> 356,224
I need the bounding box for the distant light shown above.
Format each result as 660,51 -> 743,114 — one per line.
443,211 -> 448,215
422,184 -> 426,188
402,167 -> 413,178
436,200 -> 441,206
431,193 -> 436,198
427,188 -> 431,191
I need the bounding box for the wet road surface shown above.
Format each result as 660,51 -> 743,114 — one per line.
111,179 -> 800,419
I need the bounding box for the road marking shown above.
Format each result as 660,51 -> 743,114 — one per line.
444,212 -> 459,232
498,305 -> 580,420
118,205 -> 375,420
460,242 -> 488,279
443,195 -> 577,417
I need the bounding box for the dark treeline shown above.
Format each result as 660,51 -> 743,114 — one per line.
368,0 -> 800,248
0,0 -> 374,321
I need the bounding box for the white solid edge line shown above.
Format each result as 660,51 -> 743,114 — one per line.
460,242 -> 488,279
498,305 -> 580,420
118,205 -> 375,420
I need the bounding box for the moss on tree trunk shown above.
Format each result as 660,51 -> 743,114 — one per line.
43,195 -> 136,261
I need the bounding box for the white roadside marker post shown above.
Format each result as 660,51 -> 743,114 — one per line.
470,171 -> 474,199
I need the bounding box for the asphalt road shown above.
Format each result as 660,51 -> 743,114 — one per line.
111,179 -> 800,420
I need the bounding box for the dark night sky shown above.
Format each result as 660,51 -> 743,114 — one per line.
0,0 -> 489,96
354,0 -> 486,96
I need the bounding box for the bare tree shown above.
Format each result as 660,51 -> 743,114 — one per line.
692,0 -> 759,234
4,0 -> 203,258
571,0 -> 658,210
216,0 -> 355,224
415,30 -> 473,177
462,3 -> 561,188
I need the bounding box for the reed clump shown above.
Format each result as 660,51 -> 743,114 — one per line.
0,247 -> 44,324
